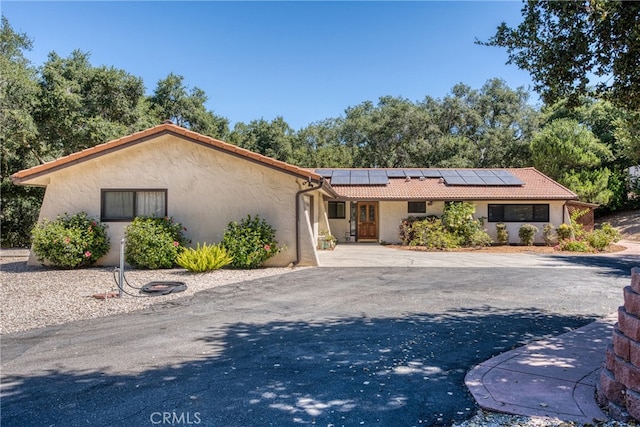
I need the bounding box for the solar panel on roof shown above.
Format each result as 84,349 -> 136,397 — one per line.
457,170 -> 478,177
369,175 -> 389,185
500,175 -> 525,185
474,170 -> 496,176
369,170 -> 389,184
403,170 -> 423,177
480,175 -> 504,185
350,175 -> 370,185
351,170 -> 369,177
314,169 -> 333,177
443,176 -> 466,185
386,170 -> 406,178
462,175 -> 485,185
439,170 -> 460,177
420,169 -> 442,178
492,170 -> 512,177
330,175 -> 350,185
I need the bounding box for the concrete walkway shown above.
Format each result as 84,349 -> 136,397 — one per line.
318,240 -> 639,268
465,315 -> 617,424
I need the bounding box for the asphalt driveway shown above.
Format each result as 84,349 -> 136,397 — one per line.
2,247 -> 638,427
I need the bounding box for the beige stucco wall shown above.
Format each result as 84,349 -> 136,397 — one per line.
30,134 -> 321,267
322,199 -> 569,245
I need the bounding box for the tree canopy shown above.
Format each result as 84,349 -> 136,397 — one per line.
1,13 -> 638,247
479,0 -> 640,111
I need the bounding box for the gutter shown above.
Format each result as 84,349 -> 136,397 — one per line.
294,177 -> 325,265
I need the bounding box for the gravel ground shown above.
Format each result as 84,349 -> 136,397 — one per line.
0,254 -> 300,335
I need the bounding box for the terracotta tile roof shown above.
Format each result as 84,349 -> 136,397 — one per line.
323,168 -> 577,201
12,123 -> 322,184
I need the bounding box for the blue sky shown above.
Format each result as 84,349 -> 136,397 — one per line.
3,1 -> 535,130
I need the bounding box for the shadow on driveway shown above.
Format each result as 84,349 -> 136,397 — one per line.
2,306 -> 595,427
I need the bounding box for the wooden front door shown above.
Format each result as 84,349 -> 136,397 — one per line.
357,202 -> 378,240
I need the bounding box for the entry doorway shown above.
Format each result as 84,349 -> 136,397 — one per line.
357,202 -> 378,241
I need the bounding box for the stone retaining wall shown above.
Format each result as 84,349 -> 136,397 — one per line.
598,267 -> 640,421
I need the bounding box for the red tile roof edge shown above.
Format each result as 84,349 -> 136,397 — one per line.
12,123 -> 322,184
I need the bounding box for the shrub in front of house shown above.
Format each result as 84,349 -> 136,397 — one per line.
557,239 -> 593,252
221,215 -> 282,269
518,224 -> 538,246
442,202 -> 492,247
469,229 -> 494,247
124,216 -> 189,269
543,224 -> 556,246
410,218 -> 462,249
495,222 -> 509,245
176,243 -> 233,273
556,223 -> 574,240
585,222 -> 621,251
399,215 -> 434,245
399,203 -> 492,249
31,212 -> 110,268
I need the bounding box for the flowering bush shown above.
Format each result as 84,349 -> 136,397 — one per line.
222,215 -> 282,269
31,212 -> 110,268
124,216 -> 189,269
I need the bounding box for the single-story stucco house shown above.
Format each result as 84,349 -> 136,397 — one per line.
12,122 -> 582,267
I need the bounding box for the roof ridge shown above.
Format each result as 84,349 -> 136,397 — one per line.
12,123 -> 321,183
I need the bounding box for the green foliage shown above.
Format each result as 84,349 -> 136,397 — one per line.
480,0 -> 640,110
150,73 -> 229,139
557,239 -> 593,253
176,242 -> 233,273
124,216 -> 189,269
562,169 -> 613,206
495,222 -> 509,245
408,218 -> 461,249
555,217 -> 619,253
400,203 -> 492,249
229,117 -> 293,162
221,215 -> 282,269
468,229 -> 493,248
399,216 -> 432,245
530,118 -> 612,180
442,202 -> 490,246
31,212 -> 110,268
38,50 -> 154,156
1,17 -> 44,247
556,223 -> 574,241
518,224 -> 538,246
542,224 -> 556,246
585,223 -> 621,251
